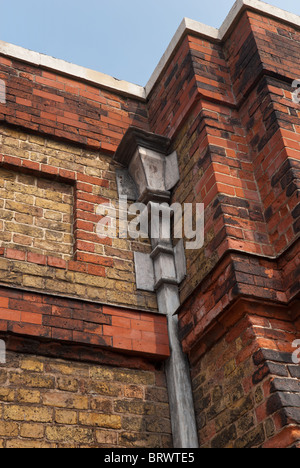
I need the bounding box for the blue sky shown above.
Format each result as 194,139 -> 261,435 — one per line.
1,0 -> 299,86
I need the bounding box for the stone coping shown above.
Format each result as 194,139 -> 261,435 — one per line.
0,0 -> 299,100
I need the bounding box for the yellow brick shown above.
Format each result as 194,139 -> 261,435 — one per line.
124,385 -> 144,400
17,389 -> 41,404
10,372 -> 54,389
5,221 -> 44,238
107,268 -> 135,282
23,276 -> 46,290
45,231 -> 64,242
35,197 -> 71,214
20,423 -> 45,439
90,397 -> 113,413
15,213 -> 34,225
45,426 -> 93,444
44,190 -> 64,203
28,134 -> 46,146
48,361 -> 89,378
0,146 -> 29,159
5,183 -> 39,198
112,369 -> 155,386
79,412 -> 122,430
55,409 -> 77,425
17,174 -> 36,185
44,211 -> 63,221
0,421 -> 19,437
34,240 -> 71,254
85,286 -> 107,302
20,358 -> 44,373
14,193 -> 35,205
0,388 -> 15,402
115,279 -> 136,293
0,169 -> 15,181
43,392 -> 89,410
45,362 -> 75,376
0,190 -> 15,200
89,367 -> 114,381
94,244 -> 105,255
95,430 -> 118,446
4,405 -> 52,423
2,136 -> 20,147
57,377 -> 79,392
6,439 -> 54,449
73,272 -> 114,289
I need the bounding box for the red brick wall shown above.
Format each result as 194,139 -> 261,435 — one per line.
0,286 -> 169,360
148,11 -> 300,304
0,57 -> 149,153
146,9 -> 300,448
189,299 -> 300,448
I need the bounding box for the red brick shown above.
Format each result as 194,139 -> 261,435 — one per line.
6,249 -> 26,261
33,89 -> 64,103
47,257 -> 67,269
87,264 -> 106,277
0,308 -> 21,321
27,252 -> 47,265
0,297 -> 9,309
76,252 -> 113,267
21,311 -> 43,325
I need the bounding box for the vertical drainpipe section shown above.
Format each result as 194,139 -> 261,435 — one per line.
114,127 -> 199,449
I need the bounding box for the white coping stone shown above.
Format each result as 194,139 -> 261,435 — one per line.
0,40 -> 146,100
0,1 -> 299,100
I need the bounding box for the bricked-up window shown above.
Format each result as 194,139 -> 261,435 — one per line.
0,168 -> 74,260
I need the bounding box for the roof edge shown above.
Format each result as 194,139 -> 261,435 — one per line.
145,0 -> 300,97
0,40 -> 146,100
0,1 -> 299,101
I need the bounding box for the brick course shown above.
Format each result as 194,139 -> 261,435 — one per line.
0,351 -> 172,448
0,286 -> 169,360
0,2 -> 299,448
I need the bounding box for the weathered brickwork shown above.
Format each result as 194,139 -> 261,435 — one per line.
190,300 -> 300,448
0,351 -> 172,448
0,2 -> 299,448
0,125 -> 157,312
0,57 -> 148,153
0,286 -> 169,359
148,11 -> 300,304
0,166 -> 73,260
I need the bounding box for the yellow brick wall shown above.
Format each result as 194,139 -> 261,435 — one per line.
0,126 -> 157,311
0,352 -> 172,448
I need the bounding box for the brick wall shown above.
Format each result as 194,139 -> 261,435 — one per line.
0,351 -> 172,448
0,125 -> 158,312
0,286 -> 169,359
0,166 -> 73,260
0,57 -> 149,153
147,8 -> 300,448
189,299 -> 300,448
0,2 -> 299,449
148,10 -> 300,305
